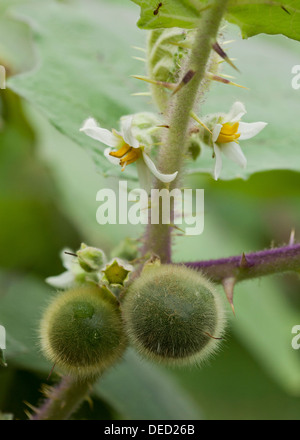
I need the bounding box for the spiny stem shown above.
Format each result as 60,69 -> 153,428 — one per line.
30,376 -> 94,420
143,0 -> 230,262
183,244 -> 300,284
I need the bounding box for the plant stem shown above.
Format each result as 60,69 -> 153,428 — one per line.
143,0 -> 229,262
183,244 -> 300,284
30,376 -> 94,420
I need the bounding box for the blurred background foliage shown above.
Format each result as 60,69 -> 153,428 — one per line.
0,0 -> 299,420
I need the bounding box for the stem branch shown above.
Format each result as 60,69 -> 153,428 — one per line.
183,244 -> 300,284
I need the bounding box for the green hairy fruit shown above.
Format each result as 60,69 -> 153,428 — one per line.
40,286 -> 127,379
122,265 -> 226,366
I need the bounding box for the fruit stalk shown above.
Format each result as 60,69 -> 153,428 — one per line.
30,376 -> 92,421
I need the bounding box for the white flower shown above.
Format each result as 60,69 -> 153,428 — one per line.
80,115 -> 178,186
212,102 -> 267,180
46,245 -> 106,289
46,248 -> 82,289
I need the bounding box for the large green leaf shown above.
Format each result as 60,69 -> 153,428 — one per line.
98,349 -> 200,420
130,0 -> 201,29
0,90 -> 81,275
8,0 -> 146,180
227,0 -> 300,41
0,273 -> 200,419
7,0 -> 300,183
0,5 -> 35,75
132,0 -> 300,42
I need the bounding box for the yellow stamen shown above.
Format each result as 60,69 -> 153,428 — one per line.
110,143 -> 141,171
110,143 -> 131,158
217,122 -> 240,144
120,148 -> 141,171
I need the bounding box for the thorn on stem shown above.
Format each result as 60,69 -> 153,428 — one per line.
206,72 -> 247,89
172,70 -> 196,95
240,252 -> 250,269
190,111 -> 212,134
212,42 -> 240,72
40,384 -> 53,398
131,92 -> 152,96
132,75 -> 176,91
25,410 -> 33,420
132,56 -> 147,63
24,401 -> 39,413
289,228 -> 296,246
222,277 -> 236,316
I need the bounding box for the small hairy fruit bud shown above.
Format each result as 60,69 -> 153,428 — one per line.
40,286 -> 127,378
77,243 -> 106,272
122,265 -> 225,366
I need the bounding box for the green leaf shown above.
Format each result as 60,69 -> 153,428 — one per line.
132,0 -> 300,42
0,90 -> 81,275
9,1 -> 300,182
233,277 -> 300,395
0,274 -> 53,373
0,0 -> 35,76
227,0 -> 300,42
97,349 -> 200,420
131,0 -> 201,29
8,0 -> 146,180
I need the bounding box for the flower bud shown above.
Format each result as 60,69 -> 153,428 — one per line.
130,112 -> 161,148
77,243 -> 106,272
40,286 -> 127,378
122,265 -> 226,366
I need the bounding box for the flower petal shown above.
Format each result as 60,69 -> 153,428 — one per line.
46,271 -> 74,289
224,102 -> 247,123
60,248 -> 75,270
212,123 -> 222,142
213,144 -> 223,181
121,115 -> 140,149
142,152 -> 178,183
238,121 -> 267,140
80,118 -> 119,147
104,147 -> 121,166
221,142 -> 247,168
136,160 -> 152,193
